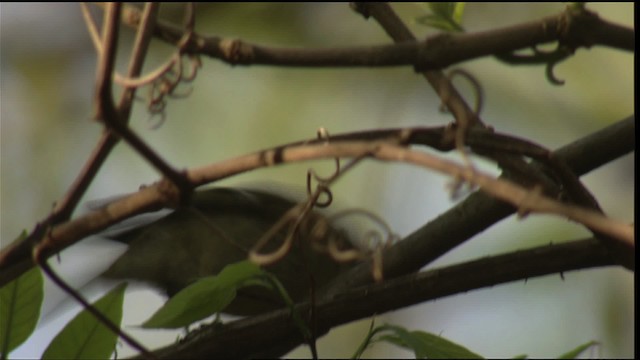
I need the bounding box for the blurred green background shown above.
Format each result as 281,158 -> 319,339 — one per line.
1,3 -> 633,358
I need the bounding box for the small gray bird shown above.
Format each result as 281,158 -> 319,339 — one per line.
101,187 -> 356,315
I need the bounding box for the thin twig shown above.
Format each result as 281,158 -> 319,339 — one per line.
33,251 -> 155,358
91,4 -> 192,196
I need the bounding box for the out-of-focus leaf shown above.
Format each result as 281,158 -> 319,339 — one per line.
141,261 -> 267,329
451,2 -> 466,24
557,340 -> 599,359
351,318 -> 379,359
429,2 -> 455,18
377,324 -> 484,359
42,282 -> 127,360
0,244 -> 43,357
417,2 -> 466,32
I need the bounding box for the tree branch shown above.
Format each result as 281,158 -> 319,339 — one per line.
0,5 -> 632,358
0,116 -> 634,287
326,115 -> 635,297
111,3 -> 633,69
140,237 -> 613,359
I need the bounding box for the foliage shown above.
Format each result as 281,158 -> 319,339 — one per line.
141,261 -> 271,329
416,2 -> 466,32
353,322 -> 483,359
41,283 -> 126,360
0,2 -> 633,359
0,233 -> 43,357
0,262 -> 600,359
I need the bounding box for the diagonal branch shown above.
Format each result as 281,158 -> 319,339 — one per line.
326,115 -> 635,297
51,3 -> 161,226
0,116 -> 633,288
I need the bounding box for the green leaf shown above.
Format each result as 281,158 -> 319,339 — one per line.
141,276 -> 235,329
213,260 -> 266,288
451,2 -> 466,24
567,2 -> 587,12
417,2 -> 465,32
429,2 -> 457,18
377,324 -> 484,359
42,282 -> 126,360
351,318 -> 378,359
0,249 -> 44,358
557,340 -> 599,359
141,261 -> 267,329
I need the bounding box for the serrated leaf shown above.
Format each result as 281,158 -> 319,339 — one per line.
557,340 -> 599,359
141,261 -> 267,329
378,324 -> 484,359
42,282 -> 126,360
0,254 -> 44,357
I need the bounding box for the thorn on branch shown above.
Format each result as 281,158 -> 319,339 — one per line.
516,185 -> 544,219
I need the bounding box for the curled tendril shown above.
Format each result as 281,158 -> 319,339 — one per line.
546,59 -> 566,85
182,3 -> 196,33
495,44 -> 573,86
182,55 -> 202,82
306,127 -> 341,208
249,203 -> 310,266
322,208 -> 398,281
442,68 -> 484,118
250,127 -> 342,266
301,126 -> 387,276
440,68 -> 482,181
95,3 -> 202,128
147,110 -> 167,130
140,53 -> 200,128
251,127 -> 376,269
306,179 -> 333,208
535,44 -> 573,86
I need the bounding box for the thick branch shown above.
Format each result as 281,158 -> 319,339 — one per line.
142,237 -> 613,359
326,115 -> 635,296
113,4 -> 633,69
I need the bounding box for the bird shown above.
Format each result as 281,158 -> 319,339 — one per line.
100,186 -> 357,316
